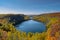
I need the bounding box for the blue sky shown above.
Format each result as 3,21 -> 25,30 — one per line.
0,0 -> 60,15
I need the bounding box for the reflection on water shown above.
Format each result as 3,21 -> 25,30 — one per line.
16,20 -> 46,33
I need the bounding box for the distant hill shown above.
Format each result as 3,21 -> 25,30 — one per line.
33,12 -> 60,24
0,12 -> 60,25
39,12 -> 60,17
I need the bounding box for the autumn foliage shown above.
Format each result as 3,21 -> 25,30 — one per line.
0,14 -> 60,40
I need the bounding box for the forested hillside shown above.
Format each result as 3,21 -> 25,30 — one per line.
0,12 -> 60,40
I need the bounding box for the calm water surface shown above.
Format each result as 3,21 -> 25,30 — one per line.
16,20 -> 46,33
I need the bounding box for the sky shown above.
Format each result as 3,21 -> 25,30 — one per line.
0,0 -> 60,15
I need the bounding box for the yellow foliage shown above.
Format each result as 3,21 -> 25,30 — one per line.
0,17 -> 60,40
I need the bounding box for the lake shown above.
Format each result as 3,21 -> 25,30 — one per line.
16,20 -> 46,33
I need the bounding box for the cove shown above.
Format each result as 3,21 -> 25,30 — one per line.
16,20 -> 46,33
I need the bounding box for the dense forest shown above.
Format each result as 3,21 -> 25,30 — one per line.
0,13 -> 60,40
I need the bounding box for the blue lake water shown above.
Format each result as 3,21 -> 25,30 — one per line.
16,20 -> 46,33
